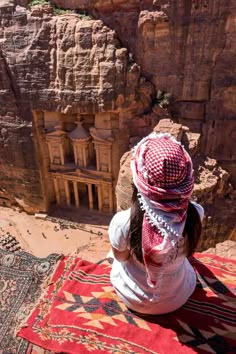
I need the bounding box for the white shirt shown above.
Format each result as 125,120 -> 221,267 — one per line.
109,202 -> 204,314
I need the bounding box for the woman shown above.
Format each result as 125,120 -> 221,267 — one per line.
109,132 -> 204,315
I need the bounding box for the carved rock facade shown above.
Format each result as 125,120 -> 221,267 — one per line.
0,1 -> 236,246
0,3 -> 156,213
53,0 -> 236,186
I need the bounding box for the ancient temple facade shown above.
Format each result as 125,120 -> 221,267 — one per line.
33,111 -> 121,214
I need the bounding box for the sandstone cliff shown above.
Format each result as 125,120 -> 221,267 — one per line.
0,1 -> 154,213
52,0 -> 236,186
116,119 -> 236,250
0,1 -> 236,248
52,0 -> 236,248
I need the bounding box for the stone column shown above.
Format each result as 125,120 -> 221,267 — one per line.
97,185 -> 102,211
88,184 -> 93,210
59,144 -> 65,165
47,143 -> 53,164
109,186 -> 113,213
73,145 -> 78,166
95,148 -> 100,171
73,181 -> 79,208
82,146 -> 87,167
108,149 -> 112,173
53,178 -> 60,205
64,180 -> 70,206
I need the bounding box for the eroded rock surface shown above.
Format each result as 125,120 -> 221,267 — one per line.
0,1 -> 236,248
203,241 -> 236,260
50,0 -> 236,187
116,119 -> 236,250
0,4 -> 155,212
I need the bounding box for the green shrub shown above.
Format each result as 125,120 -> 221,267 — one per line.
53,7 -> 73,15
29,0 -> 92,18
29,0 -> 49,5
155,90 -> 172,108
29,0 -> 74,15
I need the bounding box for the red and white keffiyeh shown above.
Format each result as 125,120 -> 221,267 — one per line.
131,132 -> 194,298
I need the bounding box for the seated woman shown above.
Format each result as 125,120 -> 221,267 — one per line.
109,132 -> 204,315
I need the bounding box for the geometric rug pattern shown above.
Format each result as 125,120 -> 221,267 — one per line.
18,254 -> 236,354
0,248 -> 60,353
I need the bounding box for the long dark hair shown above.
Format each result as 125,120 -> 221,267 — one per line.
128,186 -> 202,263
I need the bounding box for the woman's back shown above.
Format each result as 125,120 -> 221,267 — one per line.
109,133 -> 203,314
109,203 -> 204,314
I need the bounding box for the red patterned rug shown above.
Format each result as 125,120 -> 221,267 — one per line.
18,254 -> 236,354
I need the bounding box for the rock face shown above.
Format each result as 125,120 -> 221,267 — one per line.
203,240 -> 236,260
52,0 -> 236,187
116,119 -> 236,250
0,3 -> 155,212
0,1 -> 236,247
1,8 -> 146,114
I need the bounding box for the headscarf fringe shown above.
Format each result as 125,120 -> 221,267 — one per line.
138,192 -> 180,240
131,132 -> 194,298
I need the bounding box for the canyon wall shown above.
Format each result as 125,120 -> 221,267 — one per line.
0,0 -> 235,248
52,0 -> 236,247
0,1 -> 154,213
116,119 -> 236,250
53,0 -> 236,185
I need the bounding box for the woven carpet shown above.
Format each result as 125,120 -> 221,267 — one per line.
0,248 -> 60,353
18,254 -> 236,354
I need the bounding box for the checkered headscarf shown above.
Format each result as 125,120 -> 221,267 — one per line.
131,133 -> 194,297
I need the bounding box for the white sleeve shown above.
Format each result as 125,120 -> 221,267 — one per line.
108,210 -> 130,251
191,201 -> 204,221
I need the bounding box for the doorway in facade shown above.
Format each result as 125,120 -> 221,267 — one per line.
92,184 -> 98,210
68,181 -> 75,206
78,182 -> 89,208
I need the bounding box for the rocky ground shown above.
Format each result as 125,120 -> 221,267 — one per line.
203,240 -> 236,260
0,206 -> 235,261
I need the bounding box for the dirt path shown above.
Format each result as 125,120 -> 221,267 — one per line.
0,206 -> 112,262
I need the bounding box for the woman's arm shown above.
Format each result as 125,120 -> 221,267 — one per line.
108,209 -> 131,262
112,247 -> 130,262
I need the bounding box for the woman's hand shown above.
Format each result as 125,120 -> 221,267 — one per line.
112,247 -> 130,262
